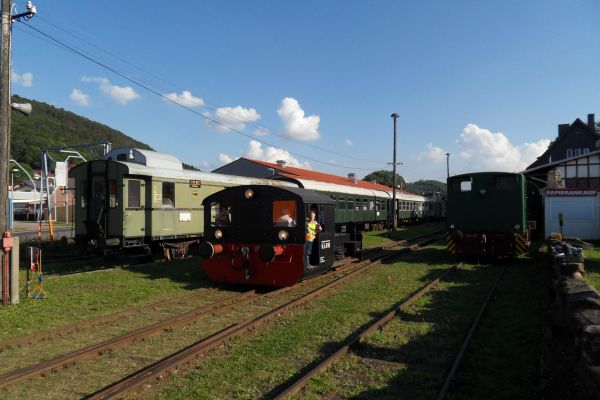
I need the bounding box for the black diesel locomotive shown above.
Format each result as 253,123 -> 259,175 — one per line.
199,185 -> 338,286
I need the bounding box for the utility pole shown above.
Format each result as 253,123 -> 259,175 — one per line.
446,152 -> 450,179
0,1 -> 36,305
391,113 -> 399,231
0,0 -> 12,234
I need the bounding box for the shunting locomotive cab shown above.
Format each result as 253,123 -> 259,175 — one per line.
200,185 -> 335,287
446,172 -> 531,258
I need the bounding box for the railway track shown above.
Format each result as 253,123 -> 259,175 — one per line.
0,231 -> 443,398
82,233 -> 442,399
272,263 -> 508,400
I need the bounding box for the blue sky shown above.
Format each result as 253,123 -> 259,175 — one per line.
8,1 -> 600,181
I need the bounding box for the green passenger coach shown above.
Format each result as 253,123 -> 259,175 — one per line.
446,172 -> 531,257
69,148 -> 293,256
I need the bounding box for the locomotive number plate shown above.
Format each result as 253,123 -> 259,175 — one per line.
189,179 -> 202,188
321,240 -> 331,250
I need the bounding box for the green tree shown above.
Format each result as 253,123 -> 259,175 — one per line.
362,170 -> 406,188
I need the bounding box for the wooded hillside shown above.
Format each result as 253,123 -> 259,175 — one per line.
10,95 -> 152,171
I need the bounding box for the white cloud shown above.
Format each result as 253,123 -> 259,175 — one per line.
69,89 -> 90,106
414,143 -> 447,162
218,153 -> 235,164
201,160 -> 212,169
345,139 -> 352,145
12,70 -> 33,87
253,127 -> 269,136
82,76 -> 140,105
456,123 -> 551,171
205,106 -> 261,132
277,97 -> 320,141
243,140 -> 310,168
164,90 -> 204,107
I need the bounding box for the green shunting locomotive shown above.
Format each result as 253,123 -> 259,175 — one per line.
446,172 -> 536,257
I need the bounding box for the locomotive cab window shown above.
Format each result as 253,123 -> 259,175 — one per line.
128,180 -> 141,208
273,200 -> 297,227
211,202 -> 231,227
453,178 -> 472,192
162,182 -> 175,207
495,176 -> 517,191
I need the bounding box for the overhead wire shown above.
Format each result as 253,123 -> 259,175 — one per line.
34,15 -> 390,168
16,19 -> 388,171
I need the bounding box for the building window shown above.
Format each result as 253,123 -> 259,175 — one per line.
584,148 -> 590,155
566,149 -> 573,158
162,182 -> 175,207
575,148 -> 581,157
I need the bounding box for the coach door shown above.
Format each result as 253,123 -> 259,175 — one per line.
123,178 -> 146,239
88,176 -> 118,237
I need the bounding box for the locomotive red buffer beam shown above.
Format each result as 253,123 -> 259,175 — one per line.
259,245 -> 285,263
199,242 -> 224,259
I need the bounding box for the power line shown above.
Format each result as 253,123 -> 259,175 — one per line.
17,20 -> 387,171
37,16 -> 390,167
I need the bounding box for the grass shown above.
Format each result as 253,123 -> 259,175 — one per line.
362,221 -> 445,249
0,257 -> 209,341
146,244 -> 461,399
447,260 -> 543,400
584,244 -> 600,290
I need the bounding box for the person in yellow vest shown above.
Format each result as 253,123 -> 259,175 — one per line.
305,210 -> 322,269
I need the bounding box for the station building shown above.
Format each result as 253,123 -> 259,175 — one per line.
524,113 -> 600,239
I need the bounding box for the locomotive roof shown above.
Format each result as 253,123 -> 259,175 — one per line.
449,171 -> 523,180
203,185 -> 335,205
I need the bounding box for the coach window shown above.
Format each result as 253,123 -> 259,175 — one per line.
348,198 -> 354,210
273,200 -> 297,227
108,180 -> 118,208
337,197 -> 346,209
80,180 -> 87,208
369,200 -> 374,211
94,181 -> 105,199
128,180 -> 141,208
495,176 -> 517,191
162,182 -> 175,207
362,200 -> 368,211
355,200 -> 361,211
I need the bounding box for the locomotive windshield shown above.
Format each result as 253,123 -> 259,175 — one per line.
210,202 -> 232,227
273,200 -> 297,227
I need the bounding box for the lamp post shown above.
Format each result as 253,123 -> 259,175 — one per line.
391,113 -> 399,231
446,153 -> 450,179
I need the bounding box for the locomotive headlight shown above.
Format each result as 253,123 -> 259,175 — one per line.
514,224 -> 520,230
450,224 -> 455,229
244,188 -> 254,199
278,229 -> 289,241
480,189 -> 487,195
214,229 -> 223,240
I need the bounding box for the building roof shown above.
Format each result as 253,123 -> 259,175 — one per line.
242,158 -> 418,195
527,117 -> 599,170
